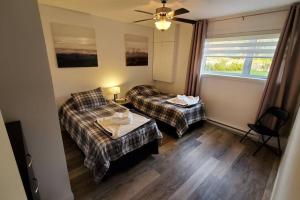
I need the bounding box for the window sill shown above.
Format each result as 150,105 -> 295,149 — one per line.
201,73 -> 267,84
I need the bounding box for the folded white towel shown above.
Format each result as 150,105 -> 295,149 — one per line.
95,111 -> 150,139
113,110 -> 130,120
167,95 -> 199,107
177,95 -> 199,105
98,110 -> 133,125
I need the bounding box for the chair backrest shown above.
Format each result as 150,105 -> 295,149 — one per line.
257,106 -> 289,130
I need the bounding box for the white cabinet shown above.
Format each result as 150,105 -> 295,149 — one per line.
153,25 -> 178,83
154,25 -> 177,42
153,42 -> 176,82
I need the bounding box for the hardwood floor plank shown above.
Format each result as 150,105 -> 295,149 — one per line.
261,157 -> 280,200
69,165 -> 89,180
187,133 -> 246,200
131,129 -> 234,200
194,146 -> 276,200
93,169 -> 160,200
169,157 -> 219,200
60,122 -> 279,200
211,135 -> 245,179
79,156 -> 157,199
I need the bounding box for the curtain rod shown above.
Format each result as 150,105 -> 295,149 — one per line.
206,29 -> 281,39
209,9 -> 289,23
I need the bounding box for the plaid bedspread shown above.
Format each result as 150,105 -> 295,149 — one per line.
59,98 -> 162,182
126,86 -> 206,137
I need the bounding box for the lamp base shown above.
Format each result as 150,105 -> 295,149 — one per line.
113,94 -> 118,102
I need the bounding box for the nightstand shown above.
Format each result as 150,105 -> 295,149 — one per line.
114,99 -> 133,109
120,102 -> 133,109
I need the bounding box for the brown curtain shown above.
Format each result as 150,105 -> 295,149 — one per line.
256,3 -> 300,130
185,20 -> 208,96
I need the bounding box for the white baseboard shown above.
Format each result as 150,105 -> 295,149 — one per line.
206,119 -> 280,148
206,119 -> 259,141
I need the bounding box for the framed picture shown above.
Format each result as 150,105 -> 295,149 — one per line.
51,23 -> 98,68
124,34 -> 148,66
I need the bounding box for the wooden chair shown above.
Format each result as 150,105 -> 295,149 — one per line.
240,107 -> 289,156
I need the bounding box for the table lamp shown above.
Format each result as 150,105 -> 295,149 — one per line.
109,86 -> 120,101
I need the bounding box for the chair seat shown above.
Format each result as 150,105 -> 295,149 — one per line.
248,123 -> 278,136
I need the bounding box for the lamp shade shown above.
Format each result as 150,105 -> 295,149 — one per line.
155,20 -> 171,31
109,86 -> 120,94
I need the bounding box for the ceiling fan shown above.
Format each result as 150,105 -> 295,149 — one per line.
133,0 -> 196,31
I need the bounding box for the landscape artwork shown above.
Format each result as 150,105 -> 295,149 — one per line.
51,23 -> 98,68
124,34 -> 148,66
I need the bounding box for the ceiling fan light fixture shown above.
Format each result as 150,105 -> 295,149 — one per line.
155,19 -> 171,31
134,0 -> 192,28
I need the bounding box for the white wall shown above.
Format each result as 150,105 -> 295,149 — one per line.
200,75 -> 266,130
155,9 -> 288,131
271,105 -> 300,200
39,5 -> 154,105
207,9 -> 288,38
0,111 -> 27,200
0,0 -> 73,200
202,9 -> 288,130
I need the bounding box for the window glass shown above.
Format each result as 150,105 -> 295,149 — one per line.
250,58 -> 272,77
202,34 -> 279,78
204,57 -> 244,74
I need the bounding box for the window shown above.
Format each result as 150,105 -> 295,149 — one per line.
201,34 -> 279,78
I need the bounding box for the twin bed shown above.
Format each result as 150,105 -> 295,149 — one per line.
126,85 -> 206,137
59,85 -> 206,182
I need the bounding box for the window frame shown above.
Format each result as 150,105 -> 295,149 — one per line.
201,34 -> 279,79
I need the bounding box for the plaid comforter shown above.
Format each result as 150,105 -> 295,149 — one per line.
126,86 -> 206,137
59,98 -> 162,182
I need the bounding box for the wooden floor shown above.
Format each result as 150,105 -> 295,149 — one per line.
62,122 -> 280,200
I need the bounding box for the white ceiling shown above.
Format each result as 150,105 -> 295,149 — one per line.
38,0 -> 297,25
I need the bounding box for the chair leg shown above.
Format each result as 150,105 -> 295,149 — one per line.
261,135 -> 265,142
240,129 -> 251,143
253,136 -> 272,156
277,136 -> 282,155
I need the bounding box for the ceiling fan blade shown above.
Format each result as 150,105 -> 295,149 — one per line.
173,17 -> 196,24
133,18 -> 153,23
174,8 -> 190,16
134,10 -> 153,15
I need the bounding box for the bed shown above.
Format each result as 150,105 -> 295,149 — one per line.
126,85 -> 206,137
59,91 -> 162,182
